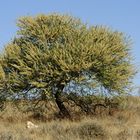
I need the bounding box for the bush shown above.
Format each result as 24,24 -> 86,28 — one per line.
75,122 -> 108,140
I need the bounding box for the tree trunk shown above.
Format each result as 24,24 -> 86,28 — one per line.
55,91 -> 71,118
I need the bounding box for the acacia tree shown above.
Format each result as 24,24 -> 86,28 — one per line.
0,14 -> 134,117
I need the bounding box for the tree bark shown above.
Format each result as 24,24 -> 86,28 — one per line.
55,91 -> 70,118
54,84 -> 71,118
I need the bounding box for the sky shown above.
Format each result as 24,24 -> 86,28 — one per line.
0,0 -> 140,94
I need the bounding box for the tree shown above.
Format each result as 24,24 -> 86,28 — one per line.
0,14 -> 134,117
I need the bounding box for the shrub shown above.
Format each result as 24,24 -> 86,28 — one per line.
76,122 -> 108,140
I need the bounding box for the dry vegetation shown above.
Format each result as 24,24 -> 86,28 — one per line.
0,96 -> 140,140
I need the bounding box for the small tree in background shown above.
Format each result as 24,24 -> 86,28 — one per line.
0,14 -> 134,117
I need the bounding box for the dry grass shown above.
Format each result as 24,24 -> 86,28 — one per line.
0,96 -> 140,140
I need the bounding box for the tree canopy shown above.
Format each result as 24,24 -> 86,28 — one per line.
0,14 -> 134,117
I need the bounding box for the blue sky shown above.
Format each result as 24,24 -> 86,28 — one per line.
0,0 -> 140,94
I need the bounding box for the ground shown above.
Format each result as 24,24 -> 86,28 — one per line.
0,96 -> 140,140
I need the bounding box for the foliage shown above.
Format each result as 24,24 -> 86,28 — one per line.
0,14 -> 134,116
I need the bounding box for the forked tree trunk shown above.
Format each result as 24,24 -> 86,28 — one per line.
55,91 -> 71,118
